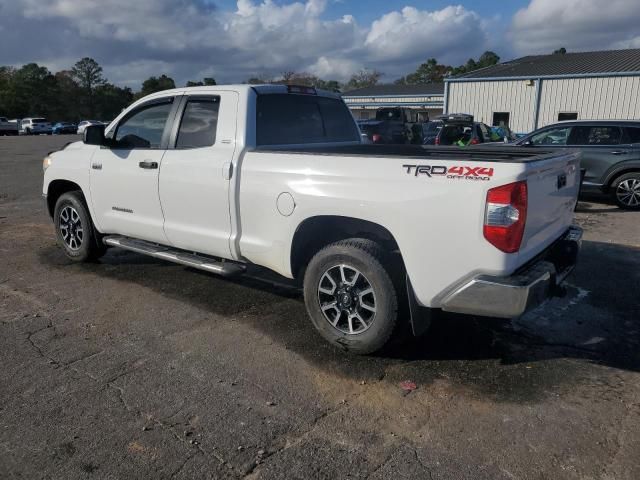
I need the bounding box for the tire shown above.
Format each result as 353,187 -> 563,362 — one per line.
53,191 -> 106,262
611,172 -> 640,210
303,238 -> 400,355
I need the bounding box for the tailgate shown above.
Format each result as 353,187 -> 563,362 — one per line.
518,150 -> 581,263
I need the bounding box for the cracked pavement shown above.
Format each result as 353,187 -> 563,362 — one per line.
1,136 -> 639,479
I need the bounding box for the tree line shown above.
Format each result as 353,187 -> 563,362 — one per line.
0,58 -> 220,122
0,52 -> 503,121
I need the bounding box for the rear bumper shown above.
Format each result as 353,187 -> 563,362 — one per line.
440,226 -> 583,318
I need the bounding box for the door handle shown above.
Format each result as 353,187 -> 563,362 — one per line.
611,150 -> 629,155
139,160 -> 158,169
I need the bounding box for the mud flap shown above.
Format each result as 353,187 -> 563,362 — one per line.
406,275 -> 432,336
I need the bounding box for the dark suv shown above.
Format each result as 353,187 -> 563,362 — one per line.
431,114 -> 495,146
515,121 -> 640,209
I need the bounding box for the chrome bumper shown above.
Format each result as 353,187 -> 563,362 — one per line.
440,226 -> 583,318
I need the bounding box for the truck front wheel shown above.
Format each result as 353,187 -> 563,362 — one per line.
53,191 -> 106,262
303,238 -> 399,355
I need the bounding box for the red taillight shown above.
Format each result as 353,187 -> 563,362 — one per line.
483,181 -> 527,253
372,134 -> 382,143
470,137 -> 480,145
434,136 -> 440,145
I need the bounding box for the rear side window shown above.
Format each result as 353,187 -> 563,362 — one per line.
625,127 -> 640,144
176,97 -> 220,148
569,126 -> 621,146
256,94 -> 360,146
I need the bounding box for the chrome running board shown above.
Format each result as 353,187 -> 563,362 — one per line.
103,236 -> 246,277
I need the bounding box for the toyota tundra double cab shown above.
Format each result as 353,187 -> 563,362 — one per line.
42,84 -> 583,354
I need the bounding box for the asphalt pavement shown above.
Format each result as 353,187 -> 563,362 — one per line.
1,135 -> 639,479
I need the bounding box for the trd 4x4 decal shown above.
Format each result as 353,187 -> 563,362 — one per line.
403,164 -> 494,181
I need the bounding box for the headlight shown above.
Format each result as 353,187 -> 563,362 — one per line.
42,156 -> 52,171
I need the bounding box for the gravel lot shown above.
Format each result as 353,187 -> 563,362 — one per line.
1,135 -> 639,480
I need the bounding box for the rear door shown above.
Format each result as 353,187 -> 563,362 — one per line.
158,92 -> 238,258
567,125 -> 625,184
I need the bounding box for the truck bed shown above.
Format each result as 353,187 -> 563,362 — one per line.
254,144 -> 565,163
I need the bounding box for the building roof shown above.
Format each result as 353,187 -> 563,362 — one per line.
342,83 -> 444,97
452,48 -> 640,80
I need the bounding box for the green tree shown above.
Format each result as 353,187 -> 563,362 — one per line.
315,79 -> 341,92
71,57 -> 105,93
138,74 -> 176,98
450,51 -> 500,76
94,84 -> 134,121
52,70 -> 83,120
345,69 -> 383,91
186,77 -> 217,87
71,57 -> 106,117
397,58 -> 452,84
553,47 -> 567,54
12,63 -> 58,118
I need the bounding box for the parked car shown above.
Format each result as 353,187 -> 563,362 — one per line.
433,114 -> 493,146
20,118 -> 53,135
52,122 -> 78,135
514,120 -> 640,209
357,119 -> 401,144
421,120 -> 443,145
77,120 -> 103,135
0,116 -> 19,136
42,84 -> 582,354
358,107 -> 423,144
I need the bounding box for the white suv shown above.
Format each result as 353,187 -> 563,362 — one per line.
77,120 -> 103,135
21,118 -> 53,135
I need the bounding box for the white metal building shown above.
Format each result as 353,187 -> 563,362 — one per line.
445,48 -> 640,134
342,83 -> 444,121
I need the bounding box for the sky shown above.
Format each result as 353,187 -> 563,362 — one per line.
1,0 -> 640,88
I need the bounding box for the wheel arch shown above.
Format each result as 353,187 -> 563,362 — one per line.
289,215 -> 402,281
603,163 -> 640,190
46,180 -> 86,218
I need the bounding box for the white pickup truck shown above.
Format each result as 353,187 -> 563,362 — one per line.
42,85 -> 583,354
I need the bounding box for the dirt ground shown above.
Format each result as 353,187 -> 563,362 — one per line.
1,135 -> 639,479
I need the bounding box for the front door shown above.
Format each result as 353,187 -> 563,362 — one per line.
89,96 -> 179,244
159,92 -> 238,258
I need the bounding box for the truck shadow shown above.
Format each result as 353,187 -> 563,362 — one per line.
39,239 -> 639,402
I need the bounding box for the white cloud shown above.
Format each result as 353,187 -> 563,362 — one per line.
1,0 -> 490,85
365,6 -> 487,64
307,56 -> 363,80
510,0 -> 640,54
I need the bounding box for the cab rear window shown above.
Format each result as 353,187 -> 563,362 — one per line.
256,94 -> 360,146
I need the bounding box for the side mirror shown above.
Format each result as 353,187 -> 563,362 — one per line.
83,124 -> 106,146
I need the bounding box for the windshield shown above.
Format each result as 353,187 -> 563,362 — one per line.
424,122 -> 442,134
375,109 -> 402,121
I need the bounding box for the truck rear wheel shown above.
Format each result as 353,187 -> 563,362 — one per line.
303,238 -> 399,355
53,191 -> 106,262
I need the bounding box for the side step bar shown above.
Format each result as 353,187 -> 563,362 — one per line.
103,236 -> 246,277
